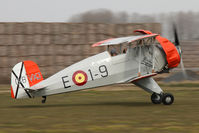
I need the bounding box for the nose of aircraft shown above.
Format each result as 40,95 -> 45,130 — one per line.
173,24 -> 182,58
155,36 -> 181,68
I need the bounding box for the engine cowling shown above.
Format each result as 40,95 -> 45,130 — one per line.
134,30 -> 181,68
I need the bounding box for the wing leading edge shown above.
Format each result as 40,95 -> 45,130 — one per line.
92,34 -> 158,47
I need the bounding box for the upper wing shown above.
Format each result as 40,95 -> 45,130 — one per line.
92,34 -> 158,47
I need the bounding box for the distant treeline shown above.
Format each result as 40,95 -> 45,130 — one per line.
68,9 -> 199,41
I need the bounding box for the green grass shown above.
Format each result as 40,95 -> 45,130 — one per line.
0,85 -> 199,133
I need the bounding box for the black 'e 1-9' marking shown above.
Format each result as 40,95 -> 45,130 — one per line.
62,76 -> 71,88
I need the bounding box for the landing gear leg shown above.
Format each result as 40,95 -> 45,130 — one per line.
132,77 -> 174,105
42,96 -> 47,104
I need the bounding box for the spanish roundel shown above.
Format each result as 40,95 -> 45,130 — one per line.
72,70 -> 88,86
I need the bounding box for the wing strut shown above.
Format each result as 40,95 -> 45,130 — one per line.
152,38 -> 155,73
138,42 -> 142,77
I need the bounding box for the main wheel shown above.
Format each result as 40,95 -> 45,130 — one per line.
151,93 -> 162,104
162,93 -> 174,105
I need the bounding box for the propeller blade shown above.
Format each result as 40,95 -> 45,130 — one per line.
173,24 -> 180,46
173,23 -> 188,79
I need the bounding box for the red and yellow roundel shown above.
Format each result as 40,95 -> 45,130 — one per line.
72,70 -> 88,86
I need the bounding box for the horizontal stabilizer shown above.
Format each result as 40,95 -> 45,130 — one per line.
24,87 -> 46,93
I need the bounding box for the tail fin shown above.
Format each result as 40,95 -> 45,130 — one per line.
11,61 -> 43,99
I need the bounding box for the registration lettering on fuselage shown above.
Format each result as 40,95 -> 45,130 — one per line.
61,65 -> 109,89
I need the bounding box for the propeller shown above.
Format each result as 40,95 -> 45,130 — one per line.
173,24 -> 180,46
173,23 -> 188,79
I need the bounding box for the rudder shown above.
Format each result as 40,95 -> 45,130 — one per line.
11,61 -> 43,99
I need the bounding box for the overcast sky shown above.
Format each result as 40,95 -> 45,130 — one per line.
0,0 -> 198,22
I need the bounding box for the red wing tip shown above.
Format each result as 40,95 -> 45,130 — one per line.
134,29 -> 153,34
134,29 -> 144,32
92,44 -> 98,47
130,34 -> 158,43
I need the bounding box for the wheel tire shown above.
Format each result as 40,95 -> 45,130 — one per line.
151,93 -> 162,104
162,93 -> 174,105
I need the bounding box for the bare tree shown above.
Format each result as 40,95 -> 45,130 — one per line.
68,9 -> 199,40
130,13 -> 156,23
68,9 -> 114,23
114,11 -> 129,23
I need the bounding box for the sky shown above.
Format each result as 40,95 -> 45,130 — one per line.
0,0 -> 198,22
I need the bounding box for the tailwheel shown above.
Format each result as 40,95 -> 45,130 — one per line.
42,96 -> 47,104
151,93 -> 162,104
162,93 -> 174,105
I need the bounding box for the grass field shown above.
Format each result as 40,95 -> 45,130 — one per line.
0,84 -> 199,133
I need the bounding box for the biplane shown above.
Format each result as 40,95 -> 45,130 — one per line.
11,28 -> 181,105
